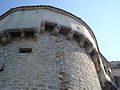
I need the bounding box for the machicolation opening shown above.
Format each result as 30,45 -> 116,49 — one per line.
45,24 -> 55,32
59,26 -> 69,35
9,31 -> 21,40
24,30 -> 34,38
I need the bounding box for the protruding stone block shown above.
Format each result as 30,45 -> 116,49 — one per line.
40,21 -> 45,33
34,28 -> 38,40
93,58 -> 100,71
85,45 -> 93,54
51,25 -> 61,36
1,37 -> 7,45
34,28 -> 38,37
4,30 -> 12,42
66,29 -> 75,40
20,29 -> 25,39
78,37 -> 85,48
92,53 -> 98,61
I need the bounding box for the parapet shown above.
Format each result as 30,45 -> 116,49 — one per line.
0,5 -> 118,90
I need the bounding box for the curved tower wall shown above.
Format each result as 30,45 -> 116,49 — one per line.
0,6 -> 102,90
0,9 -> 97,50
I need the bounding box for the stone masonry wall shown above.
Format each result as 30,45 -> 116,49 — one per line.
0,32 -> 101,90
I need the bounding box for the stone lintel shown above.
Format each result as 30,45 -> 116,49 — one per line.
45,20 -> 57,26
6,28 -> 20,32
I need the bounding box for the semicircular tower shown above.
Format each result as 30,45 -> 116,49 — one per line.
0,5 -> 118,90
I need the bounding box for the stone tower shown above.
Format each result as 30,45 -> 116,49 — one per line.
0,5 -> 118,90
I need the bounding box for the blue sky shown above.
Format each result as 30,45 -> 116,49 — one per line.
0,0 -> 120,61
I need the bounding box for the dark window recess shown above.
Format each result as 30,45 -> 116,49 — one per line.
9,32 -> 21,39
59,29 -> 69,35
115,80 -> 119,87
90,50 -> 96,58
19,48 -> 32,53
24,31 -> 34,38
0,38 -> 1,43
0,64 -> 4,72
45,24 -> 55,31
83,41 -> 90,48
73,34 -> 81,41
104,65 -> 108,74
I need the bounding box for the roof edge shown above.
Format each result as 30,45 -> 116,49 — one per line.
0,5 -> 99,51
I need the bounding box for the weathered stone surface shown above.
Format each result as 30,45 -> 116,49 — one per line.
0,32 -> 101,90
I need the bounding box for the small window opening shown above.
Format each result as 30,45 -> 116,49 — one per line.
9,32 -> 21,40
19,48 -> 32,53
0,64 -> 4,72
73,33 -> 80,41
24,31 -> 34,38
45,24 -> 55,31
83,41 -> 90,48
90,50 -> 96,58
